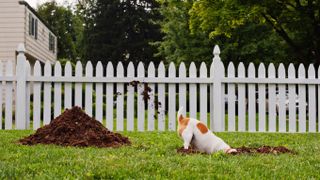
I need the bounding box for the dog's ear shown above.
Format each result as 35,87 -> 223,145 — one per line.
178,115 -> 184,123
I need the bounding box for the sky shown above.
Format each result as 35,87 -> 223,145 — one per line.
25,0 -> 77,9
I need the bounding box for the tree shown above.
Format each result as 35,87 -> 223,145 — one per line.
37,1 -> 84,60
189,0 -> 320,66
80,0 -> 163,66
156,0 -> 288,67
154,0 -> 213,66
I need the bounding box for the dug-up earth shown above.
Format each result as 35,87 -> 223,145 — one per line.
177,146 -> 294,155
19,106 -> 131,148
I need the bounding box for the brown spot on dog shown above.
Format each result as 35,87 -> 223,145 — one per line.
196,122 -> 208,134
178,118 -> 190,136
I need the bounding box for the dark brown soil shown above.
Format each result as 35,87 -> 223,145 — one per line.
128,81 -> 152,102
177,146 -> 204,155
141,83 -> 152,102
129,80 -> 140,87
19,106 -> 131,148
128,80 -> 163,116
233,146 -> 294,155
177,146 -> 294,155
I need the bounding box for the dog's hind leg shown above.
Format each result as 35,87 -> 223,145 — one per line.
181,130 -> 193,149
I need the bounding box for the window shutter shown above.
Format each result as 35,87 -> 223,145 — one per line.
31,17 -> 35,36
49,33 -> 51,50
53,37 -> 55,53
29,14 -> 32,35
49,33 -> 52,51
35,19 -> 38,39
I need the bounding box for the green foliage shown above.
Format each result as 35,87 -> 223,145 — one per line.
37,2 -> 84,61
189,0 -> 320,66
155,0 -> 213,66
1,131 -> 320,179
80,0 -> 163,66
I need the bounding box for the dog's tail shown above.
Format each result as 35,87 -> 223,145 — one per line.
177,107 -> 184,122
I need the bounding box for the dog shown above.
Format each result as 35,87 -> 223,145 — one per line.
177,107 -> 237,154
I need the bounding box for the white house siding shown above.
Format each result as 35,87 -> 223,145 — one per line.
25,7 -> 57,64
0,0 -> 25,68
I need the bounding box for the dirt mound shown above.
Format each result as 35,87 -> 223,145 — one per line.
19,106 -> 131,148
177,146 -> 294,155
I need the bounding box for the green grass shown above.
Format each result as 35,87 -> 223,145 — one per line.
0,131 -> 320,179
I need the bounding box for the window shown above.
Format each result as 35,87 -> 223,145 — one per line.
49,33 -> 55,53
28,13 -> 38,39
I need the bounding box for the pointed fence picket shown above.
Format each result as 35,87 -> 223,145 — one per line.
278,64 -> 286,132
268,64 -> 276,132
227,62 -> 235,131
75,61 -> 82,107
237,63 -> 246,131
168,62 -> 176,130
64,62 -> 72,109
116,62 -> 124,131
1,43 -> 320,133
85,62 -> 93,117
137,62 -> 145,131
248,63 -> 256,132
179,63 -> 186,117
308,65 -> 316,132
288,64 -> 296,132
95,62 -> 103,123
106,62 -> 114,130
43,61 -> 52,125
127,62 -> 135,131
200,62 -> 208,125
54,62 -> 62,118
147,62 -> 155,131
157,62 -> 165,131
258,63 -> 266,132
298,64 -> 306,132
33,61 -> 41,129
189,62 -> 197,120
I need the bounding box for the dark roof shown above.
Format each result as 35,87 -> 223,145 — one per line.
19,1 -> 57,36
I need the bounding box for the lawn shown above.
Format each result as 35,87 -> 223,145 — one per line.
0,131 -> 319,179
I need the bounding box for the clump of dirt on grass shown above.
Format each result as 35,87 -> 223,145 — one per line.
19,106 -> 131,148
177,146 -> 294,155
177,147 -> 203,155
233,146 -> 294,155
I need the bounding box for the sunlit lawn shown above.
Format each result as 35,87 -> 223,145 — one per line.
0,130 -> 319,179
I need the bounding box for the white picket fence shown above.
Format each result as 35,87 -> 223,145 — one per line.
0,44 -> 319,132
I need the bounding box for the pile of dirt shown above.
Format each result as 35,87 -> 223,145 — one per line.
177,146 -> 294,155
19,106 -> 131,148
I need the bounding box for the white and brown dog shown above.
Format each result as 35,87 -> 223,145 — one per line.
177,107 -> 237,154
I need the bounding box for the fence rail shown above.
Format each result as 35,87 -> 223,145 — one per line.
0,43 -> 319,133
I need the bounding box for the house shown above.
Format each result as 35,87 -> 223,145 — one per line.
0,0 -> 57,71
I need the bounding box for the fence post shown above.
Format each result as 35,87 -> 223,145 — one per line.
212,45 -> 223,132
16,43 -> 27,129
